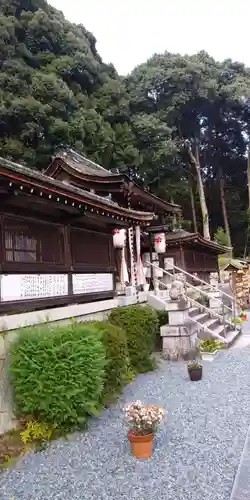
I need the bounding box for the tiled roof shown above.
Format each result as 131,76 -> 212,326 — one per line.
54,148 -> 113,177
0,156 -> 154,222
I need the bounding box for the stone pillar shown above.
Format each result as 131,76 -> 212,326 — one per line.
160,297 -> 200,361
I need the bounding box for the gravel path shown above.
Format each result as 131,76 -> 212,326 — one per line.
1,348 -> 250,500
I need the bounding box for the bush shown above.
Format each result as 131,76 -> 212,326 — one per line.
156,310 -> 169,328
9,323 -> 106,429
109,305 -> 158,373
200,339 -> 224,352
84,320 -> 130,402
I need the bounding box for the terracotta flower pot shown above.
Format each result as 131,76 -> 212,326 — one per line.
188,366 -> 202,381
127,430 -> 154,458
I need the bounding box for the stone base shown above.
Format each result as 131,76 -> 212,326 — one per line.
161,324 -> 200,361
0,412 -> 18,434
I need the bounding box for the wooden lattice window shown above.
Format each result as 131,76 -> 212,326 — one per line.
3,218 -> 65,264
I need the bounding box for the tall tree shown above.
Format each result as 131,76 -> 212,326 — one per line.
126,51 -> 250,252
0,0 -> 141,169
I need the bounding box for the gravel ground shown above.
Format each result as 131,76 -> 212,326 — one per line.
1,348 -> 250,500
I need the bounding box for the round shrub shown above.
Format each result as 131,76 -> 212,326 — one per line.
84,320 -> 130,402
9,323 -> 106,429
109,305 -> 158,373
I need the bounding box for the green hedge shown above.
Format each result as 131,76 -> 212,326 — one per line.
84,320 -> 130,402
109,305 -> 158,373
156,310 -> 169,328
9,323 -> 106,429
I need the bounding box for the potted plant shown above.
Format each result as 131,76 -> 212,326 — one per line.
240,311 -> 247,321
188,361 -> 203,381
124,401 -> 164,458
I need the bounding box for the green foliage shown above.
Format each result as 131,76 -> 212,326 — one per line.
200,339 -> 224,353
83,320 -> 130,402
9,323 -> 106,429
20,420 -> 54,451
214,227 -> 230,247
126,52 -> 250,254
109,305 -> 158,373
188,361 -> 202,369
232,317 -> 244,324
0,0 -> 141,169
1,0 -> 250,254
156,310 -> 169,328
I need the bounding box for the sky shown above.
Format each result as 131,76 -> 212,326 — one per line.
49,0 -> 250,75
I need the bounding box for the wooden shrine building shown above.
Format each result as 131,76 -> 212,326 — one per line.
0,148 -> 228,315
144,228 -> 227,283
0,149 -> 180,314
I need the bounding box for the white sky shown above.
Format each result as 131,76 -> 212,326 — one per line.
50,0 -> 250,75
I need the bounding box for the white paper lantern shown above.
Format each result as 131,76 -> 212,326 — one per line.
154,233 -> 166,254
112,228 -> 126,248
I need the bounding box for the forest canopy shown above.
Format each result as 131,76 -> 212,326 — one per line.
0,0 -> 250,254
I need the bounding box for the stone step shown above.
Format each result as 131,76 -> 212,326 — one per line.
201,317 -> 220,331
189,307 -> 201,317
212,323 -> 231,338
191,312 -> 210,324
225,328 -> 241,347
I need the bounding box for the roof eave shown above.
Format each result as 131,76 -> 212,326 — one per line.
0,158 -> 154,224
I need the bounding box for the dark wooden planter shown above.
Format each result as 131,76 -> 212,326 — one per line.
188,366 -> 202,381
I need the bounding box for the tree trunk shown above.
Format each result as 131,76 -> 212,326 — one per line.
188,178 -> 198,233
187,143 -> 210,240
170,196 -> 177,229
218,166 -> 232,252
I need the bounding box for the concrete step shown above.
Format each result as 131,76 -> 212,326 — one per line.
202,317 -> 220,331
212,323 -> 231,338
192,312 -> 210,324
225,328 -> 241,347
189,307 -> 201,317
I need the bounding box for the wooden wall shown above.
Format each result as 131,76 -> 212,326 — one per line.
0,212 -> 116,313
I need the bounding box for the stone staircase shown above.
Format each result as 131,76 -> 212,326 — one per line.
146,261 -> 241,347
188,305 -> 240,346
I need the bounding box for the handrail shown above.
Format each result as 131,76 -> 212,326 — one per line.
169,262 -> 234,303
187,296 -> 228,343
153,276 -> 231,339
154,277 -> 229,324
146,261 -> 234,316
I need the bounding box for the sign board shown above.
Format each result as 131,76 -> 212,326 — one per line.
0,274 -> 68,302
164,257 -> 174,270
72,273 -> 113,295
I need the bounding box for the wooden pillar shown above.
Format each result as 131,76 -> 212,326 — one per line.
64,225 -> 73,296
180,244 -> 185,270
149,233 -> 154,291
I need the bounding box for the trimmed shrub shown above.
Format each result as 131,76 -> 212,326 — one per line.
84,320 -> 130,402
109,305 -> 158,373
9,323 -> 106,429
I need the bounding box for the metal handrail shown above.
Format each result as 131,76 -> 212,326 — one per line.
146,261 -> 234,317
153,276 -> 231,339
169,262 -> 234,303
